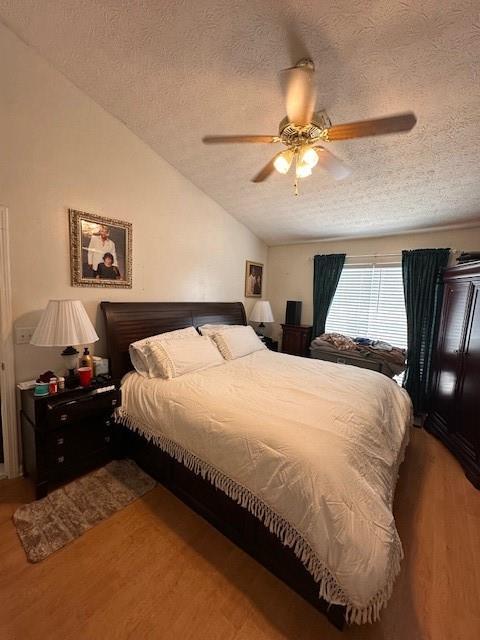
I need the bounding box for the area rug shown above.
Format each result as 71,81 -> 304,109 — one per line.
13,459 -> 156,563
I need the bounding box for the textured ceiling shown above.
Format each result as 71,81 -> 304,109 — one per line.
1,0 -> 479,244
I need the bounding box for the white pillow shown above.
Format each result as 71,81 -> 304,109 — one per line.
197,323 -> 243,337
147,335 -> 224,379
212,325 -> 266,360
129,326 -> 199,377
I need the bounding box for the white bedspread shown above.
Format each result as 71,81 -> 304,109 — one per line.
117,350 -> 411,623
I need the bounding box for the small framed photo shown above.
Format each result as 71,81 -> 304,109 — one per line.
245,260 -> 264,298
69,209 -> 132,288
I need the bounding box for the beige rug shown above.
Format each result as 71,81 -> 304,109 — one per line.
13,459 -> 156,563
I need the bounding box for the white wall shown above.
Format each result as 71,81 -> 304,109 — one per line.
0,23 -> 267,381
266,226 -> 480,341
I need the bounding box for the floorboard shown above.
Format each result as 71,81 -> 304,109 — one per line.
0,428 -> 479,640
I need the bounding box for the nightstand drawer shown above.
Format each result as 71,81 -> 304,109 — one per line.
49,447 -> 113,482
46,418 -> 113,463
45,391 -> 120,430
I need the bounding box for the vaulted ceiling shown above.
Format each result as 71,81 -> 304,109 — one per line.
1,0 -> 479,244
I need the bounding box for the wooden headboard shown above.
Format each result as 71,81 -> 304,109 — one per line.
100,301 -> 247,379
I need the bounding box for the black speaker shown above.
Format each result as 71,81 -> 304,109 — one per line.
285,301 -> 302,325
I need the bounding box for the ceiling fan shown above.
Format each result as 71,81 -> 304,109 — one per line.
202,58 -> 417,195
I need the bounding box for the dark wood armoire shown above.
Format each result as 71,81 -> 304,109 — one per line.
426,261 -> 480,488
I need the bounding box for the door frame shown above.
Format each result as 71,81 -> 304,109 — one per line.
0,206 -> 21,478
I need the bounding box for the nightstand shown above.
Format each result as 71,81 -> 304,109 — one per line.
261,336 -> 279,352
20,383 -> 121,499
281,324 -> 313,357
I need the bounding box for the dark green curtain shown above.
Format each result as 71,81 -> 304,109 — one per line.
312,253 -> 346,338
402,248 -> 450,413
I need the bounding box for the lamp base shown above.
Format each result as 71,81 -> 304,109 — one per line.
61,346 -> 79,388
65,368 -> 79,389
61,345 -> 79,367
256,322 -> 266,337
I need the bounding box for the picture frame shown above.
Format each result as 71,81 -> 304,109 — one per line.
245,260 -> 264,298
69,209 -> 132,288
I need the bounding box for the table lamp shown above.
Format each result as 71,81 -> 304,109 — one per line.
30,299 -> 99,388
250,300 -> 274,335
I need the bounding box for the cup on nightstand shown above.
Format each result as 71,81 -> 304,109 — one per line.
78,367 -> 93,387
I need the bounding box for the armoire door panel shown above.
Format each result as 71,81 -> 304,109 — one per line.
433,281 -> 471,430
458,280 -> 480,453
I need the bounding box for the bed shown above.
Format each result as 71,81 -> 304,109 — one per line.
101,301 -> 411,628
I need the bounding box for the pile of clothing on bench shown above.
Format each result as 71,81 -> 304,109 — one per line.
310,333 -> 406,378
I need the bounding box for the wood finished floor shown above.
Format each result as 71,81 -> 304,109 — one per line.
0,428 -> 479,640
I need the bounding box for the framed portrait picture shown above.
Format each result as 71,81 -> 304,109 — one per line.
245,260 -> 264,298
69,209 -> 132,288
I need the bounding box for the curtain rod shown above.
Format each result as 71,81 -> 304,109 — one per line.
310,249 -> 458,260
346,252 -> 400,259
347,249 -> 458,259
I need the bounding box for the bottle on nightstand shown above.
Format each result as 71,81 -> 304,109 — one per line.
80,347 -> 94,375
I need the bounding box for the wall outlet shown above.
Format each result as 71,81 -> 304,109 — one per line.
15,326 -> 36,345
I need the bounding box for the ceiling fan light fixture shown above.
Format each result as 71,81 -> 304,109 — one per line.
301,146 -> 319,168
202,54 -> 416,192
273,149 -> 294,174
296,161 -> 312,179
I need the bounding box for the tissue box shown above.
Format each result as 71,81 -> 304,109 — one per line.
92,356 -> 109,376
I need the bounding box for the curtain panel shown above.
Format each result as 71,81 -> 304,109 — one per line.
402,248 -> 450,413
312,254 -> 346,338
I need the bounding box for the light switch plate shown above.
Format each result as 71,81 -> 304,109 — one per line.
15,326 -> 36,344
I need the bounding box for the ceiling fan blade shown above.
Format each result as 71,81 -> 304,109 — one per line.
280,63 -> 316,126
251,153 -> 282,183
325,112 -> 416,141
202,135 -> 278,144
314,146 -> 351,180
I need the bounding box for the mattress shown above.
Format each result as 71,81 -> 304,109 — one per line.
116,349 -> 412,623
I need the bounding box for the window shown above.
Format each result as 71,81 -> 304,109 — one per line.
325,263 -> 408,349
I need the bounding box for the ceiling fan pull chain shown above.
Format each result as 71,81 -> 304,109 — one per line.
294,148 -> 299,196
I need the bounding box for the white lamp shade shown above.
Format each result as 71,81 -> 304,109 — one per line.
30,299 -> 99,347
250,300 -> 274,323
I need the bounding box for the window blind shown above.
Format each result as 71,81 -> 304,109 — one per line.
325,263 -> 408,349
